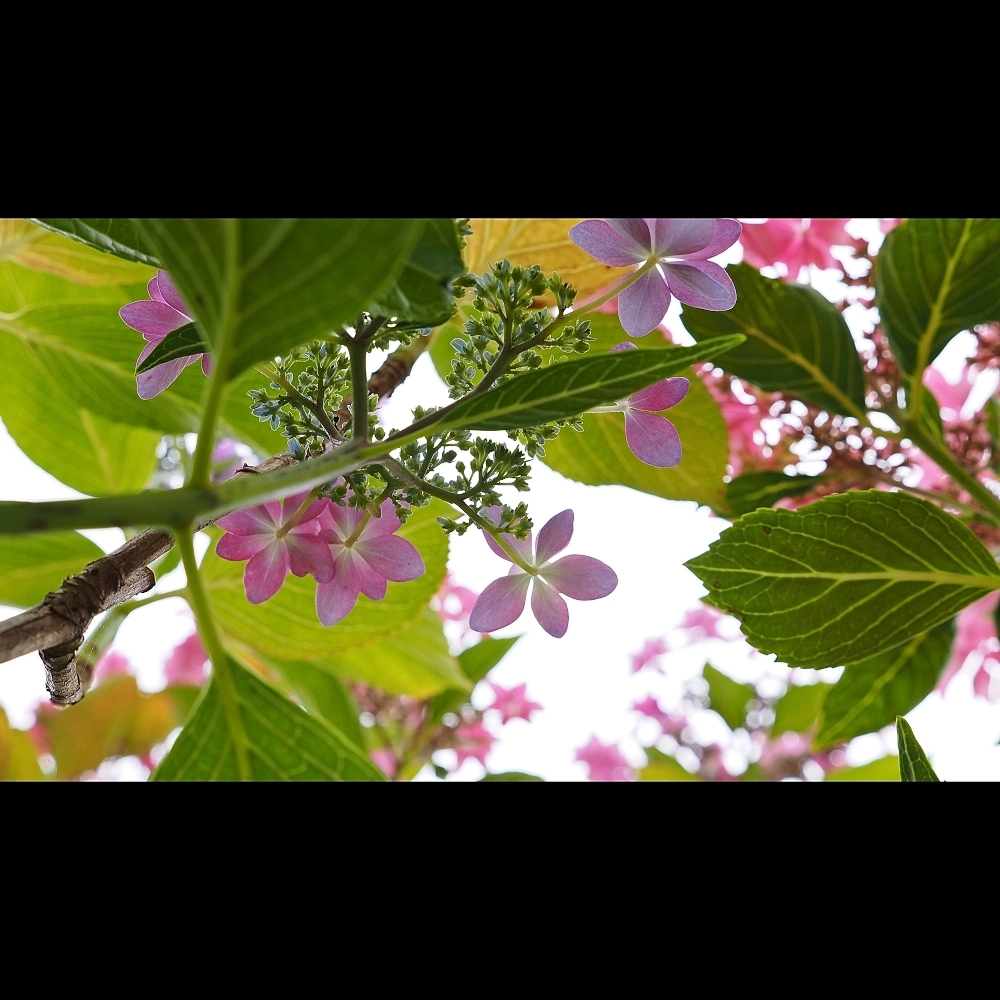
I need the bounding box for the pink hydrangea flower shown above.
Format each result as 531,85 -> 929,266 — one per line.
632,695 -> 686,738
119,271 -> 210,399
164,633 -> 209,687
630,637 -> 669,674
674,606 -> 726,643
574,736 -> 634,781
93,649 -> 131,685
604,342 -> 690,467
468,508 -> 617,639
569,218 -> 742,337
938,592 -> 1000,693
453,722 -> 495,768
739,219 -> 851,278
488,682 -> 543,724
314,499 -> 425,627
216,491 -> 333,605
923,365 -> 973,418
370,748 -> 398,778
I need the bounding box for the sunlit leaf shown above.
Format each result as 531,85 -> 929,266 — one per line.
32,218 -> 160,267
896,716 -> 940,781
0,532 -> 103,608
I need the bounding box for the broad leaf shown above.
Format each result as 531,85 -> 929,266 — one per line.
877,218 -> 1000,375
770,681 -> 833,737
439,336 -> 744,433
0,708 -> 44,780
458,635 -> 520,683
685,490 -> 1000,668
640,746 -> 699,781
726,471 -> 827,518
0,532 -> 103,608
135,322 -> 208,374
681,263 -> 867,417
824,755 -> 900,781
896,716 -> 940,781
368,218 -> 465,330
480,771 -> 545,781
151,657 -> 384,781
816,619 -> 954,748
266,658 -> 365,749
31,218 -> 160,267
138,219 -> 423,375
703,663 -> 755,731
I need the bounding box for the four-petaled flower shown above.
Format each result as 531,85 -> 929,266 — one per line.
606,342 -> 689,467
452,722 -> 495,768
164,633 -> 210,687
315,500 -> 425,626
739,218 -> 851,279
119,271 -> 211,399
468,508 -> 617,639
216,491 -> 333,605
569,218 -> 741,337
487,682 -> 543,725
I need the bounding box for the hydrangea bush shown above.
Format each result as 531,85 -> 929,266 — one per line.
1,216 -> 998,781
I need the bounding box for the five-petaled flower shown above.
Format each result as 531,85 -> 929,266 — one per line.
574,736 -> 634,781
488,682 -> 543,724
468,508 -> 617,639
569,218 -> 741,337
216,491 -> 333,605
314,499 -> 425,627
119,271 -> 211,399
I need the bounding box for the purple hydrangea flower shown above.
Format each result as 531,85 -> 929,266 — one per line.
468,508 -> 617,639
119,271 -> 211,399
568,218 -> 742,337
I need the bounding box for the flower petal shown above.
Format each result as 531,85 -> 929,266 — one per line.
540,555 -> 618,601
355,534 -> 424,582
201,354 -> 214,377
739,220 -> 800,269
530,578 -> 569,638
359,499 -> 403,537
153,271 -> 193,318
468,573 -> 531,633
569,220 -> 647,266
610,341 -> 638,353
479,505 -> 534,564
618,270 -> 671,337
319,501 -> 365,541
216,504 -> 279,535
685,219 -> 743,260
315,571 -> 361,627
216,532 -> 272,561
137,359 -> 191,399
661,260 -> 737,311
244,540 -> 290,604
285,532 -> 335,582
631,376 -> 689,412
120,300 -> 189,338
534,509 -> 574,566
606,219 -> 654,254
648,219 -> 716,257
625,410 -> 683,467
280,491 -> 326,527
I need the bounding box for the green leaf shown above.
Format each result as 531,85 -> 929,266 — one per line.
770,681 -> 833,737
681,263 -> 867,417
876,219 -> 1000,375
31,219 -> 160,267
203,501 -> 453,689
703,663 -> 755,731
134,322 -> 208,374
816,619 -> 954,748
439,336 -> 745,433
265,659 -> 365,750
685,490 -> 1000,668
726,471 -> 827,518
151,657 -> 384,781
0,531 -> 103,608
640,746 -> 699,781
458,635 -> 521,683
367,218 -> 465,330
0,708 -> 44,781
896,716 -> 940,781
480,771 -> 545,781
824,755 -> 900,781
138,219 -> 424,375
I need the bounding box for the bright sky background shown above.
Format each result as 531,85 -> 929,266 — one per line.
3,219 -> 1000,781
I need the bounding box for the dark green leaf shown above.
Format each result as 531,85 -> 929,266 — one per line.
439,336 -> 745,433
151,657 -> 384,781
685,490 -> 1000,668
770,682 -> 833,737
267,658 -> 365,750
896,716 -> 940,781
0,532 -> 103,608
134,322 -> 208,374
816,619 -> 954,747
137,219 -> 424,375
703,663 -> 755,732
458,636 -> 521,683
726,471 -> 827,518
824,755 -> 900,781
31,219 -> 160,267
682,263 -> 867,417
480,771 -> 545,781
876,219 -> 1000,375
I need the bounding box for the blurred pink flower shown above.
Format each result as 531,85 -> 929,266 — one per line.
488,682 -> 542,725
923,365 -> 973,418
432,574 -> 480,638
674,606 -> 726,643
575,736 -> 635,781
211,439 -> 244,483
938,592 -> 999,693
93,649 -> 131,685
164,633 -> 209,687
740,219 -> 851,278
370,749 -> 397,778
629,637 -> 669,674
632,695 -> 686,738
453,722 -> 495,768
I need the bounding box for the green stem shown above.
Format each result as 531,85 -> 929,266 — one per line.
266,367 -> 342,442
349,336 -> 369,443
175,527 -> 252,780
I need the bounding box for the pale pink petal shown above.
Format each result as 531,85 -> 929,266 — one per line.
137,358 -> 190,399
568,220 -> 647,267
359,499 -> 403,538
354,534 -> 424,582
661,260 -> 737,311
244,540 -> 290,604
148,273 -> 165,303
120,300 -> 189,338
540,555 -> 618,601
807,218 -> 851,245
610,341 -> 638,353
285,533 -> 335,582
534,509 -> 574,566
319,502 -> 366,541
631,376 -> 689,412
618,270 -> 672,337
468,573 -> 531,633
315,571 -> 361,627
280,491 -> 326,527
216,504 -> 279,535
648,219 -> 716,257
923,366 -> 972,414
530,578 -> 569,638
739,220 -> 801,269
335,547 -> 387,600
201,354 -> 213,376
216,532 -> 273,561
153,271 -> 193,318
685,219 -> 743,260
479,506 -> 534,564
625,410 -> 683,467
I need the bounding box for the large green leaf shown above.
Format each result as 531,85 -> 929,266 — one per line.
640,746 -> 699,781
458,635 -> 520,683
824,755 -> 900,781
367,218 -> 465,330
770,681 -> 833,737
138,219 -> 423,375
703,663 -> 755,731
203,500 -> 451,663
685,490 -> 1000,668
876,219 -> 1000,375
726,471 -> 827,518
816,619 -> 953,748
896,716 -> 940,782
0,532 -> 103,608
151,657 -> 384,781
31,219 -> 161,267
438,336 -> 744,433
681,263 -> 867,418
135,322 -> 207,374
